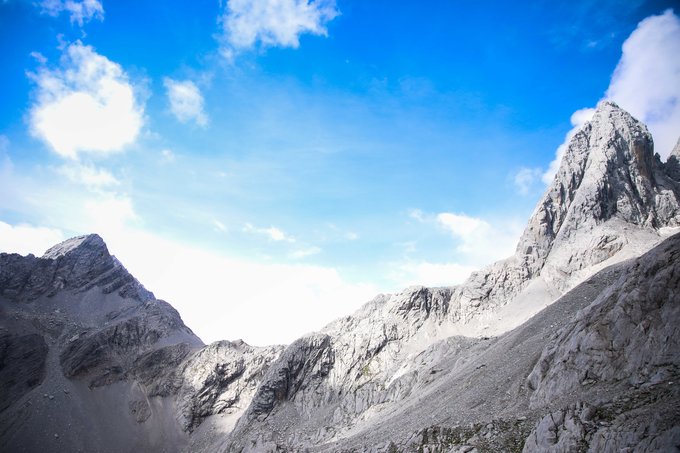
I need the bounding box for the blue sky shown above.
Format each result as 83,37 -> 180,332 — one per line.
1,0 -> 679,345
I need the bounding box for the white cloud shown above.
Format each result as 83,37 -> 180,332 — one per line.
57,162 -> 119,188
605,9 -> 680,158
244,222 -> 295,242
30,51 -> 47,65
513,167 -> 543,195
406,209 -> 523,267
0,221 -> 64,256
220,0 -> 338,57
437,212 -> 486,238
28,41 -> 144,159
39,0 -> 104,26
542,10 -> 680,183
163,78 -> 208,127
345,231 -> 359,241
542,108 -> 595,184
436,212 -> 523,266
390,210 -> 524,289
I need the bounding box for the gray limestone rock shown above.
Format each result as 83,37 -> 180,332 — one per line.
526,234 -> 680,407
60,298 -> 197,387
0,332 -> 48,411
175,339 -> 284,432
207,103 -> 680,452
1,103 -> 680,453
522,403 -> 594,453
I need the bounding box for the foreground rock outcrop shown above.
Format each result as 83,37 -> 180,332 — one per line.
0,102 -> 678,452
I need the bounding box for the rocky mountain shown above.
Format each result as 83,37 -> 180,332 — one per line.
0,235 -> 282,452
1,101 -> 679,452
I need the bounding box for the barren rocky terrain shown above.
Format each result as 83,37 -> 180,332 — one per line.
1,102 -> 679,452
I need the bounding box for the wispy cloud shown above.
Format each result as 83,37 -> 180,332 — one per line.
56,162 -> 119,188
513,167 -> 543,195
244,222 -> 295,242
290,246 -> 321,259
163,78 -> 208,127
28,41 -> 144,159
212,219 -> 227,232
219,0 -> 339,59
39,0 -> 104,26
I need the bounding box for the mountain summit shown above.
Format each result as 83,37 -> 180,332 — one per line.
1,104 -> 679,452
519,101 -> 680,285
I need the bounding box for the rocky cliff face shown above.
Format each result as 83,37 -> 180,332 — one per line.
1,102 -> 679,453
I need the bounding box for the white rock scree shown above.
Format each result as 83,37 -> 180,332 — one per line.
0,101 -> 679,452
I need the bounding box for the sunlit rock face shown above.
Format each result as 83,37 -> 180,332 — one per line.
1,103 -> 679,452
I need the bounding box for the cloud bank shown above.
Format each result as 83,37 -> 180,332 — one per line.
29,42 -> 144,159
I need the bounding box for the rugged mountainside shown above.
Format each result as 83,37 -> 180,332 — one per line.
0,235 -> 282,452
1,101 -> 679,452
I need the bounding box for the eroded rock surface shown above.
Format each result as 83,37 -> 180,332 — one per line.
1,103 -> 679,453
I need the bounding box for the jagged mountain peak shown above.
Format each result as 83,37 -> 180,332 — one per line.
42,233 -> 107,260
517,101 -> 680,281
0,233 -> 153,303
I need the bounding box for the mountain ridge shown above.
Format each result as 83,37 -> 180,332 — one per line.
1,102 -> 679,452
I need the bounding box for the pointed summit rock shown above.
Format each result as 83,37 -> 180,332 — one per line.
0,233 -> 153,302
512,101 -> 680,292
519,101 -> 679,271
42,233 -> 108,260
